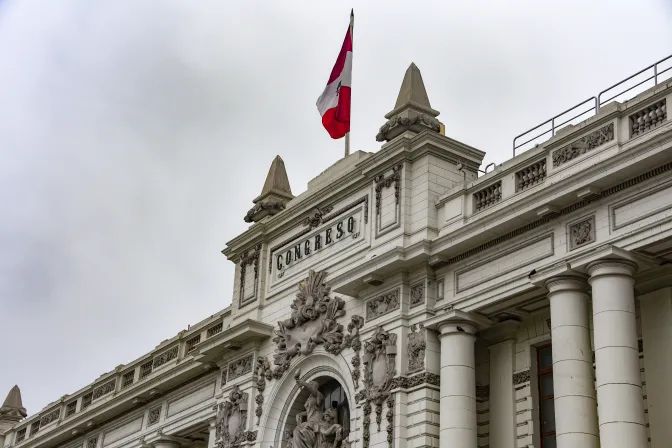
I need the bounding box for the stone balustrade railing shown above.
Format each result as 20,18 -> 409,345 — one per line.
515,159 -> 546,192
473,181 -> 502,212
630,99 -> 666,137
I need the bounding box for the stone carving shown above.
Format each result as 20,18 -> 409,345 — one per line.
385,395 -> 394,446
365,289 -> 400,322
39,408 -> 60,426
302,205 -> 334,229
153,346 -> 178,368
410,282 -> 424,307
289,370 -> 344,448
513,370 -> 531,386
272,270 -> 347,375
228,355 -> 253,381
407,324 -> 426,373
243,430 -> 257,442
552,123 -> 614,168
86,436 -> 98,448
374,164 -> 403,215
360,326 -> 397,442
638,339 -> 644,353
148,407 -> 161,426
376,114 -> 441,142
244,201 -> 286,223
92,380 -> 115,400
569,216 -> 595,250
347,316 -> 365,389
362,402 -> 371,448
216,386 -> 248,448
221,369 -> 227,387
516,159 -> 546,191
630,99 -> 666,137
239,244 -> 261,306
252,357 -> 273,425
475,385 -> 490,402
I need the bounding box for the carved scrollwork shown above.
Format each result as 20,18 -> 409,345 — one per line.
552,123 -> 614,168
216,386 -> 248,448
374,164 -> 403,215
375,114 -> 441,142
271,270 -> 347,376
302,205 -> 334,229
252,356 -> 273,425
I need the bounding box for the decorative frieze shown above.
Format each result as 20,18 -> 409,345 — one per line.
365,289 -> 400,322
239,244 -> 261,307
121,371 -> 134,389
475,385 -> 490,402
552,122 -> 614,168
153,346 -> 178,369
515,159 -> 546,191
474,181 -> 502,212
407,324 -> 426,373
186,335 -> 201,353
630,99 -> 666,137
92,380 -> 115,400
374,164 -> 403,215
147,407 -> 161,426
86,435 -> 98,448
410,281 -> 425,308
227,355 -> 253,381
215,386 -> 248,448
39,408 -> 60,427
513,370 -> 531,385
569,215 -> 595,251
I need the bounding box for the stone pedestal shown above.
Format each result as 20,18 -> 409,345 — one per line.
546,275 -> 599,448
438,322 -> 477,448
588,260 -> 647,448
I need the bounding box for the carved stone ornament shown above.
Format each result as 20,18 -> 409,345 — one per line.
252,356 -> 273,425
361,327 -> 397,434
410,282 -> 425,308
407,324 -> 425,373
552,123 -> 614,168
239,244 -> 261,306
366,289 -> 400,322
216,386 -> 248,448
569,216 -> 595,250
228,354 -> 253,381
374,164 -> 403,215
271,270 -> 348,376
244,201 -> 286,223
375,114 -> 441,142
302,205 -> 334,229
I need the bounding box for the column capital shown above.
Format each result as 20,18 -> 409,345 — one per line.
424,309 -> 490,335
545,274 -> 590,295
586,258 -> 637,280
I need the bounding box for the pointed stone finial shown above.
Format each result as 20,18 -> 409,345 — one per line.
376,63 -> 443,142
244,156 -> 294,223
0,386 -> 27,422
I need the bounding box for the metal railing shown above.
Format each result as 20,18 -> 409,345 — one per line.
513,53 -> 672,157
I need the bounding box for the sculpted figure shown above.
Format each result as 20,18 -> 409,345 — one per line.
291,370 -> 343,448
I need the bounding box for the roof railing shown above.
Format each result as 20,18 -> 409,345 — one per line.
513,53 -> 672,157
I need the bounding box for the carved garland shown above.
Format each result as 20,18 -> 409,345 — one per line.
374,164 -> 403,215
215,386 -> 248,448
239,244 -> 261,306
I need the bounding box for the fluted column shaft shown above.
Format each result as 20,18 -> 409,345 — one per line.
588,259 -> 647,448
439,322 -> 477,448
546,275 -> 599,448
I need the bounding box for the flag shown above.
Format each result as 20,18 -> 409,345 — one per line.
316,13 -> 353,139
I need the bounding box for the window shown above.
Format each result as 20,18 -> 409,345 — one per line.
537,344 -> 556,448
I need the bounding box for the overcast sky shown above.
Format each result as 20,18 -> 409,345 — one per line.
1,0 -> 671,416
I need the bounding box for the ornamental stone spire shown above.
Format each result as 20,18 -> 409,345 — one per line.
0,385 -> 27,422
244,155 -> 294,223
376,62 -> 443,142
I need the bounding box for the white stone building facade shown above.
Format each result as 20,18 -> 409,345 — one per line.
2,58 -> 672,448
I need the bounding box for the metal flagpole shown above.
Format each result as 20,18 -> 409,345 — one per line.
345,9 -> 354,158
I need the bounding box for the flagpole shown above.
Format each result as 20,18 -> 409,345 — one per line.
345,9 -> 354,158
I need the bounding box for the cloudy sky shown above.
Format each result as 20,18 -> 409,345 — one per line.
0,0 -> 671,415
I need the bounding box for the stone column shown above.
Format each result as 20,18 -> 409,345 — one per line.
486,321 -> 518,448
546,275 -> 599,448
588,259 -> 647,448
207,418 -> 217,448
439,322 -> 477,448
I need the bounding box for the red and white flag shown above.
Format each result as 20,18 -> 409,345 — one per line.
316,13 -> 353,139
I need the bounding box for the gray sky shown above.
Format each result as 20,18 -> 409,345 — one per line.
1,0 -> 671,415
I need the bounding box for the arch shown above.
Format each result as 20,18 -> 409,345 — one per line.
257,348 -> 356,448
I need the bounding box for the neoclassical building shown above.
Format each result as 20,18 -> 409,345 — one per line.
2,58 -> 672,448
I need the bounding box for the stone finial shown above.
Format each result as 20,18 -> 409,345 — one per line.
244,156 -> 294,223
376,62 -> 443,142
0,385 -> 27,422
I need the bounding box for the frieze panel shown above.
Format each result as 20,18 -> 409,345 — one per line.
153,346 -> 178,369
228,354 -> 253,381
552,122 -> 614,168
147,407 -> 161,426
513,370 -> 531,385
86,436 -> 98,448
410,281 -> 425,308
568,215 -> 595,251
366,289 -> 400,322
92,380 -> 115,401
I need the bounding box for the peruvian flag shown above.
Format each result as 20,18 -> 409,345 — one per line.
316,15 -> 353,139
